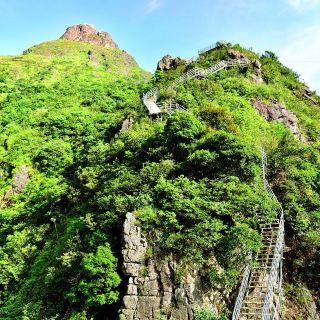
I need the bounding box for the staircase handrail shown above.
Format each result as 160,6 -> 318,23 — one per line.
142,59 -> 250,115
141,49 -> 284,319
232,266 -> 251,320
262,221 -> 284,319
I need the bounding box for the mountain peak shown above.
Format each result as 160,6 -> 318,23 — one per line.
60,24 -> 118,49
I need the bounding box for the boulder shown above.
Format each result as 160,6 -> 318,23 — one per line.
251,59 -> 263,84
2,165 -> 30,204
157,55 -> 186,71
252,59 -> 262,69
227,49 -> 246,59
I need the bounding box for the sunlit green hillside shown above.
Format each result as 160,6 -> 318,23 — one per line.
0,40 -> 319,319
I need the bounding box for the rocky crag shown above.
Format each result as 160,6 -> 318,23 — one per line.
252,98 -> 306,142
60,24 -> 118,49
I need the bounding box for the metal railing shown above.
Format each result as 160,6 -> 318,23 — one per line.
232,149 -> 285,320
141,49 -> 284,319
261,221 -> 284,319
232,266 -> 251,320
198,43 -> 217,55
158,102 -> 187,114
142,58 -> 249,115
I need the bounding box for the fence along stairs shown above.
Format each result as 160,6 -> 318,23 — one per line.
141,45 -> 284,319
142,53 -> 248,115
232,149 -> 284,320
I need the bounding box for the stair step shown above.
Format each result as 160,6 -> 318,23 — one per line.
242,306 -> 263,309
262,226 -> 279,229
244,297 -> 265,301
240,311 -> 263,315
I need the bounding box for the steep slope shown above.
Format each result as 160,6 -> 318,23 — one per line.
0,29 -> 319,320
0,25 -> 149,319
134,42 -> 320,320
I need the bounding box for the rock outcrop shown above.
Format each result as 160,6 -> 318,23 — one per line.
302,87 -> 319,105
285,286 -> 320,320
88,50 -> 99,65
251,59 -> 263,84
119,212 -> 225,320
12,165 -> 30,193
157,55 -> 186,71
227,49 -> 246,60
3,165 -> 30,203
252,99 -> 306,142
121,118 -> 134,130
60,24 -> 118,49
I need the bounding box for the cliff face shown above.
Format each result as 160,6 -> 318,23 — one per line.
60,24 -> 118,49
119,213 -> 227,320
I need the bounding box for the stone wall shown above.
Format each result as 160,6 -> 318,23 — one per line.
119,212 -> 225,320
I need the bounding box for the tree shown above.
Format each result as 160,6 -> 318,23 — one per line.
66,243 -> 121,307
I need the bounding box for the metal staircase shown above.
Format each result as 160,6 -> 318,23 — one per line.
232,149 -> 284,320
142,58 -> 249,115
141,46 -> 284,319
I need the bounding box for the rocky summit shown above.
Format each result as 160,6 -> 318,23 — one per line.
60,23 -> 118,49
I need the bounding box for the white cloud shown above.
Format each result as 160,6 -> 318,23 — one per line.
279,25 -> 320,92
287,0 -> 320,10
146,0 -> 163,13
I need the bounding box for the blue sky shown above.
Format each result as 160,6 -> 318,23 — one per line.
0,0 -> 320,91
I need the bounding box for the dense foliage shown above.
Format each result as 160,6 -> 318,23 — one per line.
0,40 -> 319,319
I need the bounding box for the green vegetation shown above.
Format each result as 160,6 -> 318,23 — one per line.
0,39 -> 319,318
194,307 -> 227,320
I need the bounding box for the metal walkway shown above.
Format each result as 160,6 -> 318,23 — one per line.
141,46 -> 284,319
232,149 -> 284,320
142,58 -> 248,115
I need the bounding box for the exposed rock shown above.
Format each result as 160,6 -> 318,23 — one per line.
88,50 -> 99,66
2,165 -> 30,205
121,118 -> 134,130
252,99 -> 306,142
157,55 -> 186,71
252,59 -> 262,69
3,188 -> 13,201
302,88 -> 319,105
251,74 -> 263,84
119,212 -> 225,320
13,165 -> 29,193
227,49 -> 246,60
251,59 -> 263,84
285,286 -> 320,320
60,24 -> 118,49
